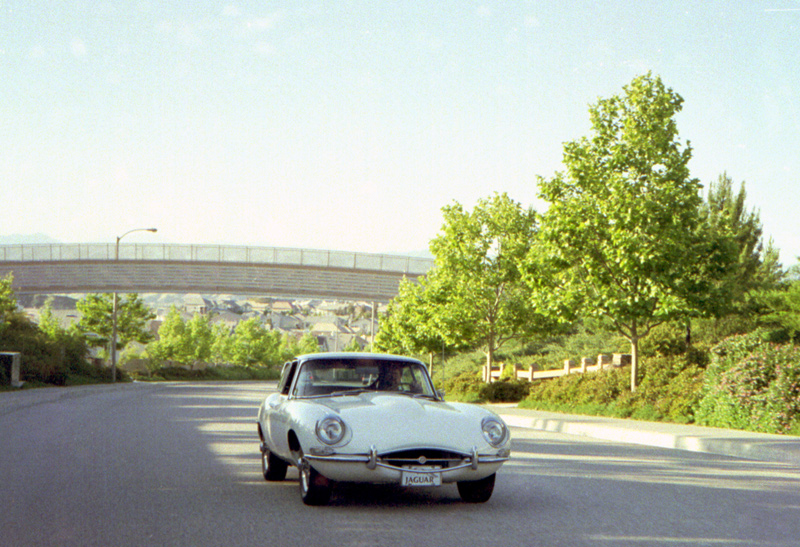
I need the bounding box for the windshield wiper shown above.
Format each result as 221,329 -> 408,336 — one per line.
380,390 -> 437,399
330,389 -> 373,397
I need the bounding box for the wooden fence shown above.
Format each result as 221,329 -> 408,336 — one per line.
482,353 -> 632,383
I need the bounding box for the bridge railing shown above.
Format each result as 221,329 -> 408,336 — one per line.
0,244 -> 435,275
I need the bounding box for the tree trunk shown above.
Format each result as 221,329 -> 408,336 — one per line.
485,332 -> 495,379
630,336 -> 639,392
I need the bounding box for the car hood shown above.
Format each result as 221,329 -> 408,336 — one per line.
307,393 -> 499,453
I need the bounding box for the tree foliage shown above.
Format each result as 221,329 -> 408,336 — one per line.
0,278 -> 93,385
37,300 -> 63,341
148,306 -> 192,366
690,173 -> 783,320
280,332 -> 321,359
374,275 -> 451,355
379,193 -> 556,369
151,310 -> 297,369
535,73 -> 704,391
211,322 -> 236,364
228,317 -> 282,367
0,274 -> 17,332
753,263 -> 800,342
695,333 -> 800,433
76,293 -> 155,350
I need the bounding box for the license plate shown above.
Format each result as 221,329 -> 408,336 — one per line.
401,467 -> 442,487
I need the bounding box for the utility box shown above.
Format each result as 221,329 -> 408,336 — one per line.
0,352 -> 23,388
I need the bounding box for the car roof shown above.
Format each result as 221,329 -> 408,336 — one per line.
296,352 -> 425,365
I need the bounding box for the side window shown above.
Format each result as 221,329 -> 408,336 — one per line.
278,361 -> 298,395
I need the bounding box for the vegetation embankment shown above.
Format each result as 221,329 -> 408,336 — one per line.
430,319 -> 800,436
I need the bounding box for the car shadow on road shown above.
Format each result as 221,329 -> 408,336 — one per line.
322,482 -> 463,507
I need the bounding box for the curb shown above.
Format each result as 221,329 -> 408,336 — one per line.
492,407 -> 800,468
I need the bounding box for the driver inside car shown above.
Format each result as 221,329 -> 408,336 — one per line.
375,365 -> 422,393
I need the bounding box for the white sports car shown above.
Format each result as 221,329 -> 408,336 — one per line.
257,353 -> 511,505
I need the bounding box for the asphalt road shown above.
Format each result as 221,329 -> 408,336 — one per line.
3,382 -> 800,547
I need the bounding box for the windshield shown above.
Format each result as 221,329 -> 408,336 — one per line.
292,358 -> 436,399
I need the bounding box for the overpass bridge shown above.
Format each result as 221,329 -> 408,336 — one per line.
0,244 -> 434,303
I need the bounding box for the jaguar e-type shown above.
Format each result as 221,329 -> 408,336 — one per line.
256,352 -> 511,505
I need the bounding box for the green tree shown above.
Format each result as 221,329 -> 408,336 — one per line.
148,306 -> 191,365
535,73 -> 704,391
230,317 -> 281,367
0,282 -> 91,385
186,313 -> 214,366
374,275 -> 450,356
690,173 -> 783,322
425,192 -> 554,370
150,309 -> 215,369
38,301 -> 93,380
0,273 -> 17,332
76,293 -> 156,352
754,263 -> 800,341
279,332 -> 320,361
298,332 -> 321,355
211,323 -> 235,364
37,300 -> 63,341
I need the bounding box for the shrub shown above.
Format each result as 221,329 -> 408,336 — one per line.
525,366 -> 629,410
640,322 -> 688,358
479,379 -> 529,403
521,353 -> 706,424
635,356 -> 705,423
440,370 -> 484,402
695,332 -> 800,433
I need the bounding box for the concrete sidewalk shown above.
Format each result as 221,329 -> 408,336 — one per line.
491,405 -> 800,468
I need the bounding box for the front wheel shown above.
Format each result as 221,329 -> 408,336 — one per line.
457,473 -> 496,503
299,457 -> 332,506
261,446 -> 288,481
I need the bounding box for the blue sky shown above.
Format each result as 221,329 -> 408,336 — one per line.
2,1 -> 799,265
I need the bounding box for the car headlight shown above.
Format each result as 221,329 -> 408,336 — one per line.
316,416 -> 347,445
481,416 -> 508,448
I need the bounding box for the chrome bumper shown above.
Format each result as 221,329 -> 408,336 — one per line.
304,445 -> 510,475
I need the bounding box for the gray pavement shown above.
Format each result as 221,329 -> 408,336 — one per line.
490,404 -> 800,467
6,384 -> 800,468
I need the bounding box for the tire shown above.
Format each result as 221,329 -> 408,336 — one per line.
261,446 -> 288,482
457,473 -> 496,503
299,457 -> 332,506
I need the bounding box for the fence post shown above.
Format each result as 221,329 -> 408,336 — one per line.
597,354 -> 612,370
613,354 -> 632,367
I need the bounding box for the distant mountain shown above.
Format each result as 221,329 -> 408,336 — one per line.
0,233 -> 60,244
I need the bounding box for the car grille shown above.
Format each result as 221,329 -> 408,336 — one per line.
379,449 -> 469,469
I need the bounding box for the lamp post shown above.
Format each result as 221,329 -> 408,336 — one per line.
111,227 -> 157,382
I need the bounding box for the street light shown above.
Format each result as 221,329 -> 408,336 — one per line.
111,227 -> 157,382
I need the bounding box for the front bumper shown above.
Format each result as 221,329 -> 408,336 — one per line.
302,445 -> 510,484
